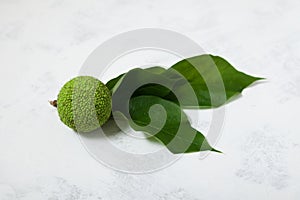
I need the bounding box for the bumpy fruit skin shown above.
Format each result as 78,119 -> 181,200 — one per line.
57,76 -> 112,133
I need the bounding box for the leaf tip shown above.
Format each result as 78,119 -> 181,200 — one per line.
211,148 -> 223,154
254,76 -> 266,81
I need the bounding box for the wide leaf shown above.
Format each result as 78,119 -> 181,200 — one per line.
113,95 -> 218,154
106,55 -> 262,108
163,54 -> 263,107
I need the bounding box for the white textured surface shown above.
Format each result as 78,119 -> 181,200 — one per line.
1,0 -> 300,199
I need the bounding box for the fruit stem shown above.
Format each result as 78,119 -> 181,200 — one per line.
49,100 -> 57,108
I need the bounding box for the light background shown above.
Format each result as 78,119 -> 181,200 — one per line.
0,0 -> 300,199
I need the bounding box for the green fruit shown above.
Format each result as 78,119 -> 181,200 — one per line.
57,76 -> 112,133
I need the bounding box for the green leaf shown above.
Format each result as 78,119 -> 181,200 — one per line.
106,73 -> 124,91
106,66 -> 167,92
108,67 -> 181,99
163,54 -> 263,108
106,55 -> 262,108
103,54 -> 262,154
129,66 -> 172,97
114,95 -> 218,154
